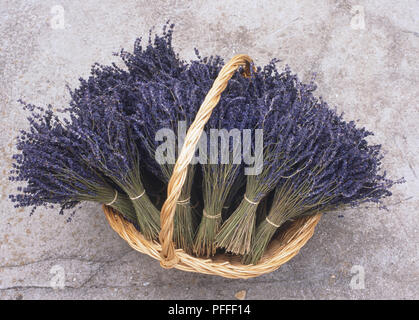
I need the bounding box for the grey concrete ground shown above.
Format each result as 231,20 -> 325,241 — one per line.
0,0 -> 418,300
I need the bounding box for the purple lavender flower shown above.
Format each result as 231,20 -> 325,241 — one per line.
9,102 -> 136,221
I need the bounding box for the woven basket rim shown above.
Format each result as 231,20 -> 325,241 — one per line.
104,205 -> 322,279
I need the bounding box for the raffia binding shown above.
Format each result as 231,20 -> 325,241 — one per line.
176,197 -> 191,205
244,194 -> 259,205
203,210 -> 222,219
130,190 -> 145,200
266,217 -> 281,228
106,190 -> 118,206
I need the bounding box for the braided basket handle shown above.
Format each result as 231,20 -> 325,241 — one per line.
158,54 -> 254,268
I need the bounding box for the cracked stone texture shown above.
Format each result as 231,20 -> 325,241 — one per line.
0,0 -> 418,300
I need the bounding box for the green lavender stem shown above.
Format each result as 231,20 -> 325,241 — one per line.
215,199 -> 258,255
243,176 -> 333,264
106,193 -> 137,223
110,168 -> 161,241
241,218 -> 280,264
130,194 -> 161,240
194,211 -> 222,257
70,174 -> 136,222
194,162 -> 241,257
172,167 -> 196,254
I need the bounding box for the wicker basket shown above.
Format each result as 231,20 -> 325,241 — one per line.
103,54 -> 322,279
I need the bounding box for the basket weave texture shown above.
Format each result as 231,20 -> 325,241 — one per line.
103,54 -> 322,279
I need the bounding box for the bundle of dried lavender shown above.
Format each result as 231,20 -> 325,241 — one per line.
9,103 -> 136,222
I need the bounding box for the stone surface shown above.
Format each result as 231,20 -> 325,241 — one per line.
0,0 -> 418,300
